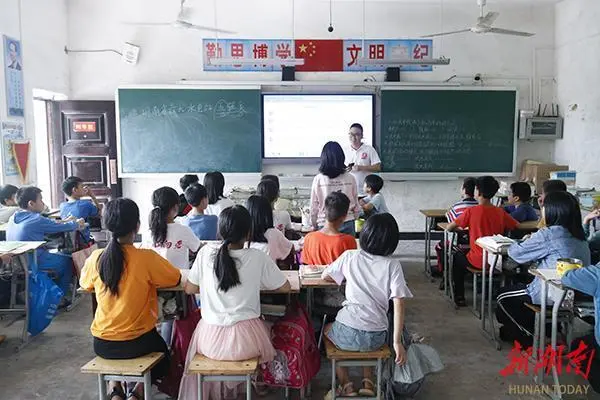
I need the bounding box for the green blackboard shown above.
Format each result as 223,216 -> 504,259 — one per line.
380,89 -> 517,173
117,88 -> 261,174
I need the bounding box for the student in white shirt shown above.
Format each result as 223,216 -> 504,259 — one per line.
310,141 -> 360,236
146,186 -> 201,344
0,184 -> 19,223
359,174 -> 390,217
204,171 -> 235,217
257,179 -> 292,233
323,213 -> 411,398
246,195 -> 294,265
179,205 -> 289,399
347,123 -> 381,196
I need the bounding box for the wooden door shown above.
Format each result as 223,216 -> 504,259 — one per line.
48,101 -> 121,208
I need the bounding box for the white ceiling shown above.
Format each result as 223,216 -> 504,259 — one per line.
320,0 -> 559,3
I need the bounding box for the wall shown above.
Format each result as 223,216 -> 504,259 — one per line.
67,0 -> 557,230
0,0 -> 69,187
554,0 -> 600,188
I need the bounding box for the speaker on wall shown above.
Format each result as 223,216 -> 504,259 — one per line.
282,66 -> 296,81
385,67 -> 400,82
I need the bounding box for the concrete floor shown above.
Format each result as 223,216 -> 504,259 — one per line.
0,241 -> 598,400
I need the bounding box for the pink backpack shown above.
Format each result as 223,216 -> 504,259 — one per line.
261,301 -> 321,389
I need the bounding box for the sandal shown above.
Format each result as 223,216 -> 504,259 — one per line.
324,382 -> 358,400
358,378 -> 375,396
108,387 -> 126,400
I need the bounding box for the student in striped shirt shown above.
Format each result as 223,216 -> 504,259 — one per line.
446,177 -> 478,222
434,177 -> 477,280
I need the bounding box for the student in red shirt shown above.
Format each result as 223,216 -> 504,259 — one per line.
302,191 -> 357,265
447,176 -> 519,307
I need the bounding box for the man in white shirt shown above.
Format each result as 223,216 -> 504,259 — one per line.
347,123 -> 381,195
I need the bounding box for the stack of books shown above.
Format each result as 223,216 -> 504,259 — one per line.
299,265 -> 326,279
476,235 -> 514,252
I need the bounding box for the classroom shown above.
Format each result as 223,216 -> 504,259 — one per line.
0,0 -> 599,399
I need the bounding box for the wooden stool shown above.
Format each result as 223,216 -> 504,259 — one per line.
325,339 -> 391,400
187,354 -> 259,400
81,352 -> 163,400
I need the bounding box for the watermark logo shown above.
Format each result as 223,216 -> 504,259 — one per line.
508,384 -> 591,396
500,340 -> 595,379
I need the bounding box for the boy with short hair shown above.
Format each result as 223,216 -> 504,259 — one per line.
178,174 -> 199,217
301,192 -> 357,265
359,174 -> 389,216
9,186 -> 85,299
504,182 -> 538,222
257,179 -> 292,233
537,179 -> 567,228
447,176 -> 520,306
446,177 -> 478,222
0,184 -> 19,223
180,183 -> 218,240
60,176 -> 100,243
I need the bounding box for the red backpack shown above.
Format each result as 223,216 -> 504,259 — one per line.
157,296 -> 200,398
261,301 -> 320,389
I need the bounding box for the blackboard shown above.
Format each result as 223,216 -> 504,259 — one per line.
380,89 -> 517,174
117,88 -> 262,174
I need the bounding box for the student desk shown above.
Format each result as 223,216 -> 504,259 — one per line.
419,209 -> 447,279
0,241 -> 46,347
475,221 -> 541,349
299,272 -> 339,319
475,239 -> 511,350
528,268 -> 576,400
437,222 -> 465,307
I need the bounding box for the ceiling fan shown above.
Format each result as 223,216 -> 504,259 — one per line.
421,0 -> 535,38
122,0 -> 236,34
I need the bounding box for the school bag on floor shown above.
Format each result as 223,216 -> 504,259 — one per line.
261,301 -> 321,389
157,295 -> 200,398
28,270 -> 63,336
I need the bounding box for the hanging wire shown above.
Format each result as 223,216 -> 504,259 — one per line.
329,0 -> 333,27
362,0 -> 366,53
292,0 -> 295,40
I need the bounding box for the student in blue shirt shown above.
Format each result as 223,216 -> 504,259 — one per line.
503,182 -> 538,222
359,174 -> 389,217
8,187 -> 85,299
60,176 -> 100,244
562,263 -> 600,393
180,183 -> 218,240
495,191 -> 590,346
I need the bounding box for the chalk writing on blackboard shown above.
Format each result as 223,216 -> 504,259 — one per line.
124,100 -> 252,121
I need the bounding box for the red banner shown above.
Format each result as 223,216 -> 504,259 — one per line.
11,140 -> 30,184
294,40 -> 343,72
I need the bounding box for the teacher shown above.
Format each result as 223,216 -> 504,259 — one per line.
347,123 -> 381,195
310,141 -> 360,236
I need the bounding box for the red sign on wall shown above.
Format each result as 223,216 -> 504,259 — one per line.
73,121 -> 96,133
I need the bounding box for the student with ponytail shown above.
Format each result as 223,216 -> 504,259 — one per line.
146,186 -> 201,271
144,186 -> 202,345
179,205 -> 290,399
80,198 -> 181,400
246,195 -> 294,263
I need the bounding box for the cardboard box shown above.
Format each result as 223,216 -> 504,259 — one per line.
520,160 -> 569,194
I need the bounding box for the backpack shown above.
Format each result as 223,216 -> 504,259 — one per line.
157,295 -> 200,398
261,301 -> 320,389
383,304 -> 443,399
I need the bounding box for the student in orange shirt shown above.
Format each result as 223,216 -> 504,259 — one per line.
302,192 -> 357,265
80,198 -> 181,400
447,176 -> 519,307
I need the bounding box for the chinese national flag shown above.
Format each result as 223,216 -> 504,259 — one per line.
11,141 -> 30,184
294,40 -> 343,72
